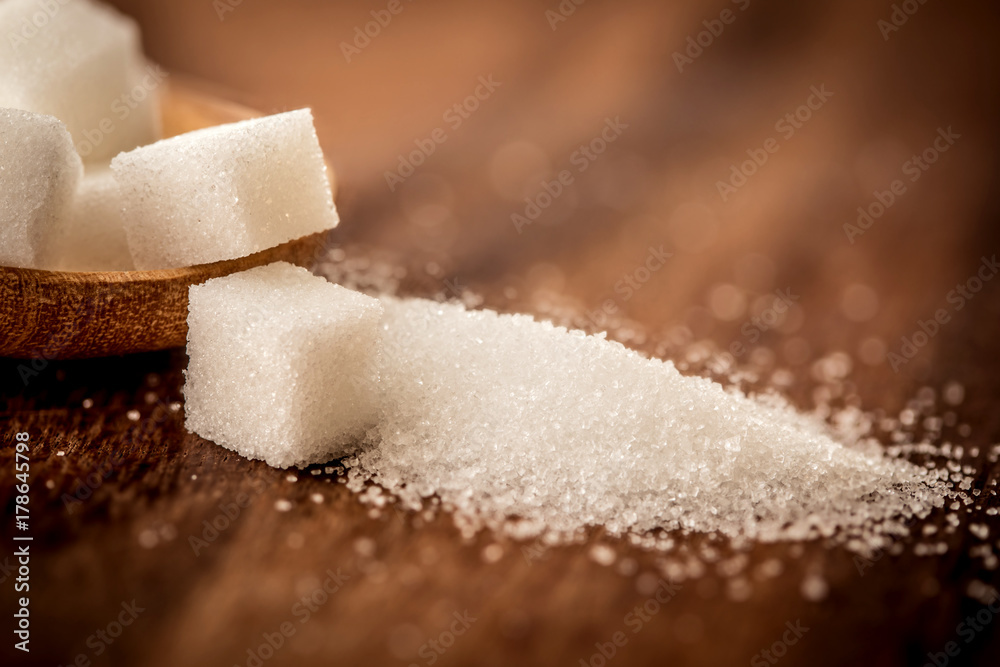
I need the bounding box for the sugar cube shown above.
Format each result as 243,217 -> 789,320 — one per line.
48,166 -> 134,271
0,0 -> 161,163
112,109 -> 339,270
0,107 -> 82,269
184,262 -> 382,468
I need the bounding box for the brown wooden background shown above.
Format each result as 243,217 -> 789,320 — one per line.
3,1 -> 1000,665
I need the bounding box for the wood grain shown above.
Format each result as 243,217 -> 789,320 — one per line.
0,230 -> 330,360
3,1 -> 1000,667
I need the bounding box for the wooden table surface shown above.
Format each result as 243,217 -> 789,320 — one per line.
3,1 -> 1000,665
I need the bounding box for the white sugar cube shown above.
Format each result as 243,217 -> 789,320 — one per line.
48,166 -> 134,271
0,0 -> 161,163
112,109 -> 339,270
184,262 -> 382,468
0,108 -> 82,269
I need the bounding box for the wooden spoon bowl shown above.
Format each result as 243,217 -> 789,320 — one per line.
0,78 -> 336,360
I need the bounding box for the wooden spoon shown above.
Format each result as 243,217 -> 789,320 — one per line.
0,77 -> 337,360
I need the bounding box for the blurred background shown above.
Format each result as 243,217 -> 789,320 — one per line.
110,0 -> 1000,397
6,1 -> 1000,665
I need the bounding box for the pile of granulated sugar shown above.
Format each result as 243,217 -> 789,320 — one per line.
344,296 -> 961,546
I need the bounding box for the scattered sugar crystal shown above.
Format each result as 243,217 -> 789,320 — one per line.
635,572 -> 661,596
310,493 -> 324,504
942,381 -> 965,406
126,409 -> 140,421
0,0 -> 160,162
800,574 -> 829,601
274,499 -> 293,512
699,546 -> 719,563
285,474 -> 298,483
482,544 -> 504,564
352,298 -> 951,543
184,263 -> 382,468
966,580 -> 998,605
617,557 -> 639,576
754,559 -> 784,580
970,524 -> 990,540
112,109 -> 337,269
970,545 -> 992,559
48,167 -> 134,271
186,256 -> 979,566
82,399 -> 94,409
717,554 -> 748,577
0,108 -> 81,268
684,558 -> 706,579
353,537 -> 376,558
589,544 -> 617,566
137,529 -> 159,549
726,577 -> 752,602
660,561 -> 685,582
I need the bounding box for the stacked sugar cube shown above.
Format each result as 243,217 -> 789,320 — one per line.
0,108 -> 82,268
48,167 -> 133,271
0,0 -> 159,162
112,109 -> 339,269
1,0 -> 338,272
